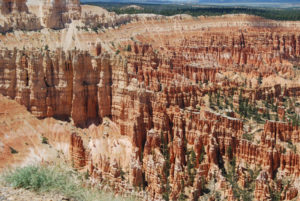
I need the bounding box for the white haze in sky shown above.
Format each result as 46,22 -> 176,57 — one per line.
79,0 -> 299,3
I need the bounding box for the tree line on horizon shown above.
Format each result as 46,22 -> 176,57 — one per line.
83,2 -> 300,21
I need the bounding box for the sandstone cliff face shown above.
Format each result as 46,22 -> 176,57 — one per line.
38,0 -> 81,29
0,49 -> 117,127
69,133 -> 86,169
0,0 -> 81,31
0,0 -> 39,32
0,0 -> 27,14
0,93 -> 76,170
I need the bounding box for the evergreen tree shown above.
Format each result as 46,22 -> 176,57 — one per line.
209,92 -> 213,108
257,73 -> 263,85
161,131 -> 171,200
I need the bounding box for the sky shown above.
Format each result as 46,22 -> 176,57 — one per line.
79,0 -> 300,8
80,0 -> 300,2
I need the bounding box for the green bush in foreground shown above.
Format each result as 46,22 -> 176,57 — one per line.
1,165 -> 135,201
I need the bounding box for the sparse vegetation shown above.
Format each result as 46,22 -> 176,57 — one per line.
126,44 -> 132,52
199,146 -> 206,164
41,136 -> 48,144
187,149 -> 197,185
215,191 -> 221,201
92,27 -> 98,33
83,26 -> 89,32
287,140 -> 297,153
1,165 -> 135,201
206,86 -> 299,125
84,169 -> 90,180
242,133 -> 253,142
83,2 -> 300,21
227,145 -> 233,158
257,73 -> 263,85
161,131 -> 171,201
268,178 -> 291,201
9,147 -> 18,154
120,168 -> 125,181
224,158 -> 259,200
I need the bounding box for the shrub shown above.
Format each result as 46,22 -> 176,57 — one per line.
178,192 -> 187,201
9,147 -> 18,154
257,73 -> 262,85
92,27 -> 98,33
119,168 -> 125,181
199,146 -> 205,164
227,146 -> 233,158
242,133 -> 253,142
215,191 -> 221,201
84,169 -> 90,180
83,26 -> 89,31
1,165 -> 135,201
287,141 -> 297,153
41,136 -> 48,144
187,149 -> 196,185
126,45 -> 132,52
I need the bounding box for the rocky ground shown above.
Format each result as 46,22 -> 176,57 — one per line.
0,184 -> 68,201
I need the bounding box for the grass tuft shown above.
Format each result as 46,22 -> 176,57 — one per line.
1,165 -> 136,201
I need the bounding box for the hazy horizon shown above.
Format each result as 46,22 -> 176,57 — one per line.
80,0 -> 300,8
80,0 -> 300,3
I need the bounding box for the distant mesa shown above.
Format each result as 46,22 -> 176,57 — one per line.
120,5 -> 144,11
